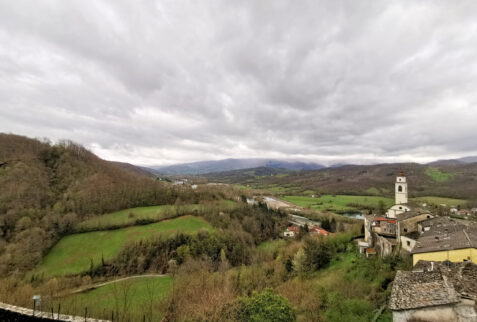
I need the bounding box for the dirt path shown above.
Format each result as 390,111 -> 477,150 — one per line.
62,274 -> 168,296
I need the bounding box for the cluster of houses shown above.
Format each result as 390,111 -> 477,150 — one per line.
450,207 -> 477,217
283,214 -> 330,237
360,172 -> 477,321
283,225 -> 330,237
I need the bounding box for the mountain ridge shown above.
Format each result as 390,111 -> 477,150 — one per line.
150,158 -> 325,175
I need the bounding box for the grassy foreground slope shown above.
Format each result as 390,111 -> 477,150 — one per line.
35,216 -> 213,276
57,276 -> 172,321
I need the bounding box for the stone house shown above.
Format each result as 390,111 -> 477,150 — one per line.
389,261 -> 477,322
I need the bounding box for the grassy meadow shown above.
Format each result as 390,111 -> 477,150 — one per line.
55,276 -> 172,321
283,195 -> 395,212
412,196 -> 467,207
35,216 -> 213,277
76,200 -> 235,231
425,166 -> 453,182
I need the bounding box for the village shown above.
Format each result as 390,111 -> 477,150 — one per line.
280,172 -> 477,321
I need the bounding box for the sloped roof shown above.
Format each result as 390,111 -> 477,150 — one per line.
412,217 -> 477,254
412,260 -> 477,301
389,270 -> 459,310
397,210 -> 432,221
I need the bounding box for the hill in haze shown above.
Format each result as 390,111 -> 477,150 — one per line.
151,158 -> 325,175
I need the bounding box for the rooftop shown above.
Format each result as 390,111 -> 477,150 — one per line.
389,270 -> 459,310
412,217 -> 477,254
398,210 -> 432,221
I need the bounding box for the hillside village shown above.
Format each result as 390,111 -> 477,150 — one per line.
357,172 -> 477,321
1,134 -> 477,321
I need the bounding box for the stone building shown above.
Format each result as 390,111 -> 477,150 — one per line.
389,260 -> 477,322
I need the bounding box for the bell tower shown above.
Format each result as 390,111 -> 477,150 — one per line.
395,171 -> 408,204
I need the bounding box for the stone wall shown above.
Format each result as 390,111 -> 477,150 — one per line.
399,213 -> 431,236
0,302 -> 109,322
392,300 -> 477,322
400,235 -> 416,253
374,234 -> 396,257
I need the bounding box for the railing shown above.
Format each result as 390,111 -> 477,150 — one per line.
0,301 -> 109,322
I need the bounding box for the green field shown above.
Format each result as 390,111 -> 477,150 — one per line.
76,204 -> 202,231
412,196 -> 466,207
35,216 -> 213,276
76,201 -> 235,231
425,167 -> 453,182
283,195 -> 395,212
56,276 -> 172,321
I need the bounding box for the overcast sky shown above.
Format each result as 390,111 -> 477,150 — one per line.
1,1 -> 477,166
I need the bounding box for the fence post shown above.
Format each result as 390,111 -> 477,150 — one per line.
58,303 -> 61,320
111,310 -> 114,322
51,307 -> 54,318
84,306 -> 87,321
33,299 -> 35,317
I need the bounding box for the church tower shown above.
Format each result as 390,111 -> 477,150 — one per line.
395,171 -> 408,204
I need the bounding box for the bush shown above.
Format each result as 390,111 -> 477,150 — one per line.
237,288 -> 296,322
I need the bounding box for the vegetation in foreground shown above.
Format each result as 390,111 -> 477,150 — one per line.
55,276 -> 172,321
165,231 -> 405,322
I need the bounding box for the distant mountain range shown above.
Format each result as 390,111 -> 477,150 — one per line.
149,158 -> 325,175
429,156 -> 477,166
144,156 -> 477,176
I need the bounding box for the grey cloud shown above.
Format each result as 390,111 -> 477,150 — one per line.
0,0 -> 477,165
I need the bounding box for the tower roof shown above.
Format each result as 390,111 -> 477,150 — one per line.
398,171 -> 405,176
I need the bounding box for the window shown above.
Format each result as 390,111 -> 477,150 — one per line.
404,228 -> 408,232
407,241 -> 411,246
398,185 -> 403,192
399,206 -> 402,210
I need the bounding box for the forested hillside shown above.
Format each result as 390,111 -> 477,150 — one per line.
206,162 -> 477,200
0,134 -> 189,274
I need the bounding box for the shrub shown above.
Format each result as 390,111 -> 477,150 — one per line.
237,288 -> 296,322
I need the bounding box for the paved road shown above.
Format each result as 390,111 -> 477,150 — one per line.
263,196 -> 294,209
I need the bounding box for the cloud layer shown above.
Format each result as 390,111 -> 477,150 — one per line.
1,0 -> 477,165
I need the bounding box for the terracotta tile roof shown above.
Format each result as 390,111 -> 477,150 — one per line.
389,270 -> 459,310
310,227 -> 329,235
287,226 -> 300,232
